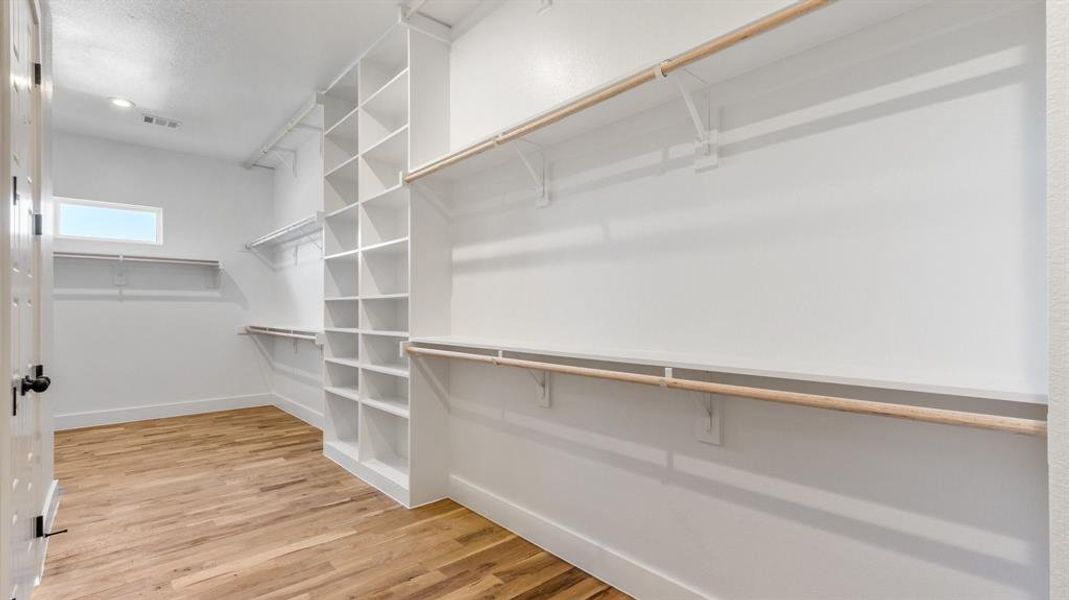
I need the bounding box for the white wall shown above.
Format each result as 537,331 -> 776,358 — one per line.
1047,0 -> 1068,597
259,132 -> 325,427
51,132 -> 277,427
439,2 -> 1049,598
449,0 -> 794,149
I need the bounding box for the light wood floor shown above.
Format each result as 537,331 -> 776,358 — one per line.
36,406 -> 630,600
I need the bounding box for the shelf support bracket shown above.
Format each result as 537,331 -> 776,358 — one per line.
526,369 -> 551,408
695,393 -> 723,446
113,254 -> 126,287
656,66 -> 719,171
510,141 -> 550,208
268,149 -> 298,178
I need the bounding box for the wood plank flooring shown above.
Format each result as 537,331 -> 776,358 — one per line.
36,406 -> 631,600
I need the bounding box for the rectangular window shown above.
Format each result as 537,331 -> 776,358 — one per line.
55,198 -> 162,245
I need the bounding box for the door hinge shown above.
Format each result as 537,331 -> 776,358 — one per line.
12,176 -> 17,205
11,386 -> 16,417
33,213 -> 43,235
33,62 -> 41,86
34,515 -> 68,539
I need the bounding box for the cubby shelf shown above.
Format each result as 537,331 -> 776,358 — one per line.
361,69 -> 408,117
362,396 -> 410,419
324,154 -> 359,179
324,249 -> 360,261
361,363 -> 409,378
325,357 -> 361,369
325,439 -> 361,460
360,329 -> 408,338
320,15 -> 450,508
324,106 -> 360,136
320,62 -> 359,132
326,202 -> 361,220
324,385 -> 360,402
361,124 -> 408,164
363,457 -> 409,489
361,183 -> 406,206
361,237 -> 408,254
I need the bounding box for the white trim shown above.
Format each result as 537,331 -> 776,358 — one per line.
271,394 -> 323,429
449,475 -> 710,600
1048,1 -> 1069,596
54,196 -> 163,245
54,393 -> 275,430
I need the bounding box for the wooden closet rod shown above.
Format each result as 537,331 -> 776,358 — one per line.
405,346 -> 1047,437
404,0 -> 833,182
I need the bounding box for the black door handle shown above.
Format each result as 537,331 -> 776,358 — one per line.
21,375 -> 50,395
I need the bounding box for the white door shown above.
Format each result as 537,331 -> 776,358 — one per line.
2,0 -> 51,598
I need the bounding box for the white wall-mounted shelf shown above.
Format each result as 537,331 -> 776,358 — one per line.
405,1 -> 922,187
244,325 -> 323,345
409,335 -> 1047,405
245,213 -> 323,250
54,251 -> 220,268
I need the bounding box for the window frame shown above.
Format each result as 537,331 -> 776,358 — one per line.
54,197 -> 164,246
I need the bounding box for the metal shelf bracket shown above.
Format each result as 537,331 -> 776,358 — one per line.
526,369 -> 552,408
509,140 -> 550,207
695,394 -> 723,446
656,66 -> 719,171
268,149 -> 299,178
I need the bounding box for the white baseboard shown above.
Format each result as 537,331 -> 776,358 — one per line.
55,393 -> 276,430
271,393 -> 323,429
449,475 -> 709,600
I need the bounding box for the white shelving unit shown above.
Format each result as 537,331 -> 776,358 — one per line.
318,13 -> 451,507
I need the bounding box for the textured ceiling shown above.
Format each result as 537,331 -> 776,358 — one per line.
50,0 -> 477,164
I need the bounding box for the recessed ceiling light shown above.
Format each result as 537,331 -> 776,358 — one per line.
109,97 -> 135,109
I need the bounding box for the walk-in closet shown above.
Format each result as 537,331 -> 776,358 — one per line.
1,1 -> 1066,599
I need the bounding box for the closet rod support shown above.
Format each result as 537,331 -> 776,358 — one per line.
696,394 -> 723,445
509,142 -> 549,207
405,345 -> 1048,437
656,65 -> 718,169
526,369 -> 551,407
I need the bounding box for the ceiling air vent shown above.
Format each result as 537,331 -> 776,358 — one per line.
141,113 -> 181,129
